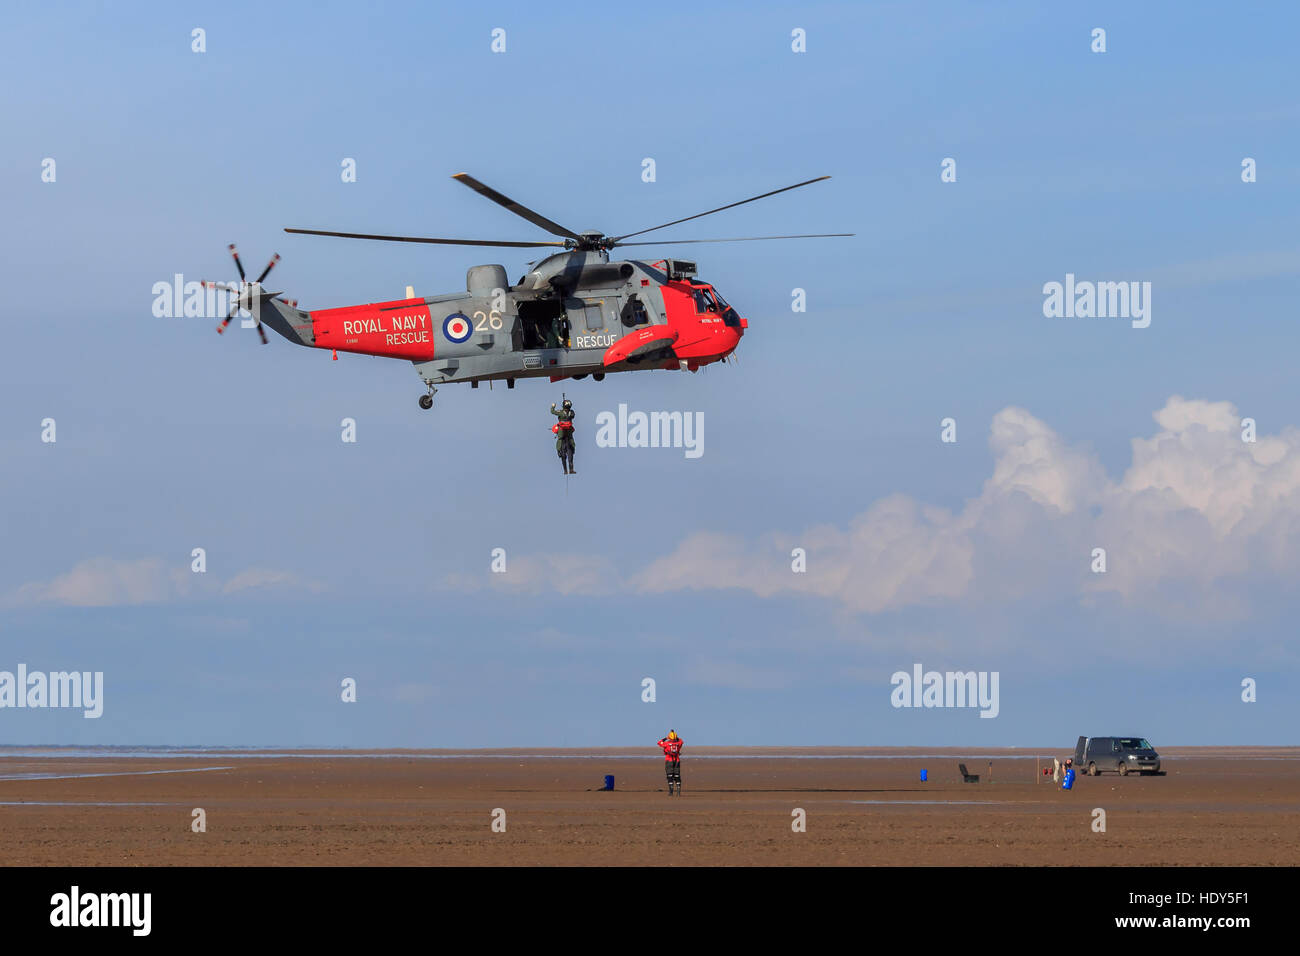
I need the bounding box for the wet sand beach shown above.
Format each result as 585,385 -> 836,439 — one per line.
1,747 -> 1296,866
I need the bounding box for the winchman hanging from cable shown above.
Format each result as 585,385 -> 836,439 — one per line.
550,397 -> 576,475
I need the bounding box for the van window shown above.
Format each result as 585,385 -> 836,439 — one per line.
1119,738 -> 1152,751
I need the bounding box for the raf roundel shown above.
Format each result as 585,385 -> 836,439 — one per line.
443,312 -> 472,343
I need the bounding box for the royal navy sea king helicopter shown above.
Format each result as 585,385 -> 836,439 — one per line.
204,174 -> 851,409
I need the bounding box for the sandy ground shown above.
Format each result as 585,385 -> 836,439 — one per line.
1,747 -> 1297,866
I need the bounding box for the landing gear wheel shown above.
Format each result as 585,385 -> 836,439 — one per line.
418,394 -> 434,410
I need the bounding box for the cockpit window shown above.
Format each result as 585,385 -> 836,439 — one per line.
710,289 -> 741,328
689,285 -> 739,325
692,289 -> 716,313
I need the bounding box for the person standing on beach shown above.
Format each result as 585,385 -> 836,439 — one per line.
1061,757 -> 1076,791
658,730 -> 684,796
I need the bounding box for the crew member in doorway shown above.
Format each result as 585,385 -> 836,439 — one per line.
551,399 -> 576,475
544,309 -> 571,349
658,730 -> 684,796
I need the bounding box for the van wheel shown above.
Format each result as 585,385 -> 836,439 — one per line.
1118,763 -> 1129,777
1088,762 -> 1098,776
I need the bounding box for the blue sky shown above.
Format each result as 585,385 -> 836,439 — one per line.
2,1 -> 1297,746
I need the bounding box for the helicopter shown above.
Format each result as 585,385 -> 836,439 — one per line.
204,174 -> 852,409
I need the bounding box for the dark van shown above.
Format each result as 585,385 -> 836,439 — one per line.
1073,736 -> 1162,776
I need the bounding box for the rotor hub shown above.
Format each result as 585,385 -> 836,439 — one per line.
566,230 -> 614,251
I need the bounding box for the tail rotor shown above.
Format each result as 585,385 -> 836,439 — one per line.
201,244 -> 284,344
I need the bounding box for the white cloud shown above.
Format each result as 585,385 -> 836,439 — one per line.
222,568 -> 322,595
632,499 -> 975,614
6,557 -> 318,607
8,557 -> 194,607
626,397 -> 1300,614
442,552 -> 612,597
980,405 -> 1107,513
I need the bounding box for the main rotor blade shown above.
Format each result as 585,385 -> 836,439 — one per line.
611,176 -> 834,243
284,227 -> 565,249
452,173 -> 583,240
616,233 -> 854,247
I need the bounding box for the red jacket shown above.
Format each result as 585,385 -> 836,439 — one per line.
659,737 -> 684,761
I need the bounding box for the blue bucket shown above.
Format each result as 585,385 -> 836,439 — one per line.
920,768 -> 928,782
603,774 -> 615,791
